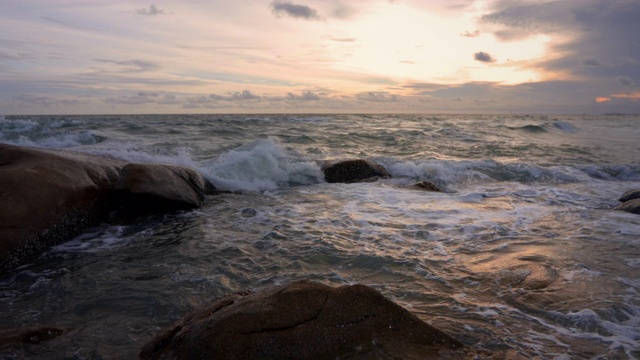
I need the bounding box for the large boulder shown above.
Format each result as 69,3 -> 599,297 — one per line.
0,144 -> 125,272
140,280 -> 463,359
615,198 -> 640,214
619,189 -> 640,203
322,159 -> 390,183
113,163 -> 216,218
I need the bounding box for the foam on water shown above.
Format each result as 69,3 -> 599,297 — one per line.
199,138 -> 324,192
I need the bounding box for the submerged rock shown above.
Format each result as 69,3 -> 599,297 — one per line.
113,163 -> 216,218
619,189 -> 640,203
0,144 -> 125,273
615,198 -> 640,214
322,159 -> 390,183
0,326 -> 71,350
414,180 -> 443,192
139,280 -> 463,359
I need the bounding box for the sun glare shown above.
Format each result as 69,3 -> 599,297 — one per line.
329,3 -> 549,87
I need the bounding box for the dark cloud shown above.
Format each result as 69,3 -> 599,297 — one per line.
356,92 -> 397,102
270,1 -> 321,20
14,94 -> 88,107
461,30 -> 480,38
617,76 -> 635,86
209,90 -> 262,101
287,91 -> 321,100
474,51 -> 496,63
481,1 -> 573,37
135,4 -> 165,16
482,1 -> 640,86
581,58 -> 604,67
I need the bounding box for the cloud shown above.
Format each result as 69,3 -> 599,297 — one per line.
473,51 -> 496,63
481,0 -> 640,88
209,90 -> 262,101
581,58 -> 604,67
287,91 -> 321,100
14,94 -> 88,107
270,1 -> 321,20
356,92 -> 397,102
461,30 -> 480,38
92,59 -> 159,73
617,76 -> 635,86
136,4 -> 165,16
330,37 -> 356,42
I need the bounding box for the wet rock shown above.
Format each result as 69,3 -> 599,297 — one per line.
499,264 -> 559,290
113,163 -> 216,217
140,280 -> 463,360
414,180 -> 443,192
619,189 -> 640,203
615,198 -> 640,214
0,144 -> 125,273
0,326 -> 71,350
322,159 -> 390,183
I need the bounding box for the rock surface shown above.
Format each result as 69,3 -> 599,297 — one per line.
113,163 -> 216,217
615,198 -> 640,214
139,280 -> 463,360
0,144 -> 125,272
619,189 -> 640,203
322,159 -> 390,183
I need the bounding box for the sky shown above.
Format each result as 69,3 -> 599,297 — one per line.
1,0 -> 640,114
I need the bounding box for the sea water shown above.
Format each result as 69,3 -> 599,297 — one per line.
0,114 -> 639,358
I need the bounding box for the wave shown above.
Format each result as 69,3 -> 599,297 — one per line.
198,138 -> 324,192
508,121 -> 579,134
376,158 -> 640,186
0,117 -> 103,148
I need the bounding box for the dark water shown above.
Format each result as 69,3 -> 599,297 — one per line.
1,114 -> 639,359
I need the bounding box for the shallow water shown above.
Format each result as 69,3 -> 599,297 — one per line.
1,114 -> 639,358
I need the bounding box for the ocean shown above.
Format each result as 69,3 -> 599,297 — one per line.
1,114 -> 639,359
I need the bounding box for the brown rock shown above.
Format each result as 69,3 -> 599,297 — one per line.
0,144 -> 125,272
615,198 -> 640,214
322,159 -> 390,183
113,163 -> 216,217
140,280 -> 463,360
619,189 -> 640,203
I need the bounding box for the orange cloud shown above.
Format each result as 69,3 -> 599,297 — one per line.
595,97 -> 611,103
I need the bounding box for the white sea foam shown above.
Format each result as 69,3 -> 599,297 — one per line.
199,138 -> 324,192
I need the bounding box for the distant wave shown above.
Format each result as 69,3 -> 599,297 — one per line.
0,117 -> 104,148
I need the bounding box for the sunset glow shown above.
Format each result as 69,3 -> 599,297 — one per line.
1,0 -> 639,114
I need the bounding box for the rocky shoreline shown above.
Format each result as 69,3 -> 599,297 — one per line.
1,143 -> 637,359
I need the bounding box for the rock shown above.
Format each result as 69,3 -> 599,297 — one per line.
322,159 -> 390,183
0,144 -> 125,273
140,280 -> 463,360
619,189 -> 640,203
615,198 -> 640,214
0,326 -> 71,350
414,180 -> 443,192
113,163 -> 216,218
